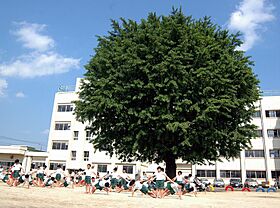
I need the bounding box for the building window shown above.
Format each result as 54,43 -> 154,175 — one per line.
71,151 -> 77,160
55,122 -> 71,130
269,149 -> 280,158
86,131 -> 92,141
246,171 -> 266,178
97,164 -> 108,173
245,150 -> 264,158
52,141 -> 68,150
123,165 -> 133,174
73,131 -> 79,140
220,170 -> 241,178
30,162 -> 45,169
84,151 -> 89,161
49,162 -> 66,170
196,170 -> 216,178
58,104 -> 73,112
252,111 -> 261,118
265,110 -> 280,118
267,129 -> 280,138
255,130 -> 263,137
271,171 -> 280,179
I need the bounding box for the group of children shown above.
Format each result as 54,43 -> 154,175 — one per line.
74,164 -> 199,199
0,160 -> 74,189
0,160 -> 201,200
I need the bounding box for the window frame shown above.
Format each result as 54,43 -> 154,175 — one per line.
52,141 -> 68,150
55,122 -> 71,131
123,165 -> 133,174
267,129 -> 280,138
246,171 -> 266,179
71,151 -> 77,161
220,170 -> 241,178
269,149 -> 280,158
245,150 -> 264,158
49,162 -> 66,171
57,104 -> 73,112
73,131 -> 79,140
85,130 -> 92,141
83,151 -> 89,161
97,164 -> 108,173
252,111 -> 261,118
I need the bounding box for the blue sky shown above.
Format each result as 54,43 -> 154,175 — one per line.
0,0 -> 279,150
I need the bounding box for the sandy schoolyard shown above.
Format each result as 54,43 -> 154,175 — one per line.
0,182 -> 279,208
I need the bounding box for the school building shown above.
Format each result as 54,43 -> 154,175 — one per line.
46,78 -> 280,183
46,78 -> 147,177
0,145 -> 48,172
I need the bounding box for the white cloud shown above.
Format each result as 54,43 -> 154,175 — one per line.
13,22 -> 55,52
228,0 -> 275,51
0,21 -> 80,81
0,79 -> 8,97
15,91 -> 25,98
41,129 -> 50,135
0,52 -> 80,78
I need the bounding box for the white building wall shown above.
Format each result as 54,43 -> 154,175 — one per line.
46,79 -> 142,177
47,78 -> 280,183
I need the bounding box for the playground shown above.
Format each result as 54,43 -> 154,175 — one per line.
0,183 -> 279,208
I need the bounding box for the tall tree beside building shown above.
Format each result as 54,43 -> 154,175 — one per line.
75,9 -> 259,178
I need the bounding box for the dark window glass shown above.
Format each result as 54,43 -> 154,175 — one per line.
196,170 -> 206,177
255,130 -> 263,137
97,164 -> 107,173
86,131 -> 91,140
269,149 -> 280,158
61,143 -> 68,150
267,129 -> 280,138
50,162 -> 66,170
252,111 -> 261,118
55,122 -> 70,130
220,170 -> 240,178
123,165 -> 133,174
271,171 -> 280,179
73,131 -> 79,140
58,104 -> 73,112
206,170 -> 216,178
245,150 -> 264,157
246,171 -> 266,178
52,142 -> 68,150
71,151 -> 76,160
84,151 -> 89,161
266,110 -> 277,117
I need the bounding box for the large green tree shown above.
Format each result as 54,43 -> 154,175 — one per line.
75,9 -> 259,178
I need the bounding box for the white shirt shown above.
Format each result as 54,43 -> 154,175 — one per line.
111,172 -> 119,179
133,181 -> 144,191
189,176 -> 194,183
99,180 -> 105,187
176,175 -> 183,182
37,167 -> 44,174
85,168 -> 94,177
56,168 -> 64,175
12,164 -> 22,171
154,172 -> 166,180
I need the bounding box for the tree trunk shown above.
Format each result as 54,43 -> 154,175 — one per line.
164,155 -> 177,178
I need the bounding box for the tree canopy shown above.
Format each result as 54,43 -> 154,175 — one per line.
75,9 -> 259,177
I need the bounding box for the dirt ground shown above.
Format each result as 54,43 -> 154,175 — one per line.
0,182 -> 279,208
